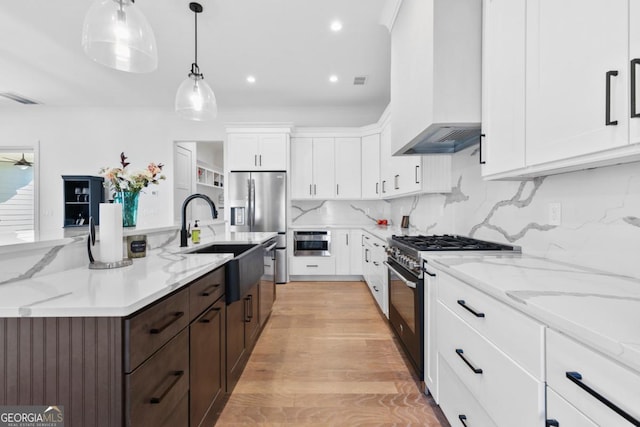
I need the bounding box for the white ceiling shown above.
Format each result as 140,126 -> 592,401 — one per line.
0,0 -> 391,124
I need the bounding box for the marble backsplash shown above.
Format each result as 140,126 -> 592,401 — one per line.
291,199 -> 391,226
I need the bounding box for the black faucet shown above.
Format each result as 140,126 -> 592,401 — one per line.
180,193 -> 218,247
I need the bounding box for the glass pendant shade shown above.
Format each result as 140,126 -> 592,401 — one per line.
81,0 -> 158,73
175,73 -> 217,121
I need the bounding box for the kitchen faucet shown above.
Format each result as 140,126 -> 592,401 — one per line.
180,193 -> 218,247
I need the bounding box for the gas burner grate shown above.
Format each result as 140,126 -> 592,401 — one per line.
391,234 -> 515,252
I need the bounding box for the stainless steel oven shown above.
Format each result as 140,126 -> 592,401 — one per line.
293,230 -> 331,256
385,258 -> 424,379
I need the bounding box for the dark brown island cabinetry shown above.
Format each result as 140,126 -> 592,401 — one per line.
0,264 -> 274,427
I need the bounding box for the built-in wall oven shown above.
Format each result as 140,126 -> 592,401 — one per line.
293,230 -> 331,256
386,234 -> 519,382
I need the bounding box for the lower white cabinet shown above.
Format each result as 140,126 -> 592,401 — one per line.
362,231 -> 388,317
333,229 -> 363,275
546,329 -> 640,427
423,260 -> 439,402
546,387 -> 598,427
289,256 -> 335,276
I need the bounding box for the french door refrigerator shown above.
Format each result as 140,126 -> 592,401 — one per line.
228,171 -> 288,283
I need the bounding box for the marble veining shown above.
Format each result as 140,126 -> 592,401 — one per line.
292,201 -> 327,222
506,290 -> 640,304
348,204 -> 380,224
625,216 -> 640,227
444,175 -> 469,206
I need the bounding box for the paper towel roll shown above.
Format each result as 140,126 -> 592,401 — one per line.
99,203 -> 123,263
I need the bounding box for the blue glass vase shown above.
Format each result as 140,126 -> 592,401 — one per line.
114,191 -> 140,227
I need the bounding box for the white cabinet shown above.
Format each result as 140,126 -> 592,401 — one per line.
546,329 -> 640,427
482,0 -> 640,179
334,137 -> 361,199
423,260 -> 439,402
481,0 -> 526,176
361,134 -> 381,199
546,388 -> 598,427
289,256 -> 335,276
361,231 -> 388,317
290,137 -> 335,199
226,132 -> 288,171
333,229 -> 363,275
525,0 -> 629,166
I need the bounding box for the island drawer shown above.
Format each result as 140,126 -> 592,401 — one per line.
189,266 -> 225,321
126,328 -> 189,427
437,269 -> 544,379
546,329 -> 640,426
125,287 -> 189,372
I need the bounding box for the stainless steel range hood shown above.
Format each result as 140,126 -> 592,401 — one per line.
399,122 -> 481,155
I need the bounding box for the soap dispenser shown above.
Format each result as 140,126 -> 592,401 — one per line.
191,220 -> 201,244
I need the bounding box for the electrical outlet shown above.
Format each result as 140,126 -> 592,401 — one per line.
548,202 -> 562,226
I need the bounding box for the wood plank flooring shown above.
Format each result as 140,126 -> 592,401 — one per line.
215,281 -> 448,426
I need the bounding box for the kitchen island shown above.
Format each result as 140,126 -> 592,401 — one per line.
0,230 -> 277,427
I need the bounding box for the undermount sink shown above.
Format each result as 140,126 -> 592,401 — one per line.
188,243 -> 264,304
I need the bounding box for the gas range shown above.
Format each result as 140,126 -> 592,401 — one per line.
386,234 -> 520,278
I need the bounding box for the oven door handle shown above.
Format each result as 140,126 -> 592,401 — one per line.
383,261 -> 417,289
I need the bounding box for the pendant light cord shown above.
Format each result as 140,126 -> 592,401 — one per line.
194,9 -> 198,65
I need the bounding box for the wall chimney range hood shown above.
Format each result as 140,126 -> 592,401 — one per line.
399,123 -> 481,155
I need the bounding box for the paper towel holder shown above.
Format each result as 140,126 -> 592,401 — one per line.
87,217 -> 133,269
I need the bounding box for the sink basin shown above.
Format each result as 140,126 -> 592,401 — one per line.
188,243 -> 264,304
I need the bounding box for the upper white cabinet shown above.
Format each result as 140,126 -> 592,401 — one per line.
482,0 -> 640,179
526,0 -> 629,165
226,131 -> 288,171
334,137 -> 362,199
290,137 -> 335,199
390,0 -> 481,155
481,0 -> 526,176
361,133 -> 381,199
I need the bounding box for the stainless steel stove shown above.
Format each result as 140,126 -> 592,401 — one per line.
384,234 -> 519,381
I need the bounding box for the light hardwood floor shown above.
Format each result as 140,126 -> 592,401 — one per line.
215,281 -> 448,426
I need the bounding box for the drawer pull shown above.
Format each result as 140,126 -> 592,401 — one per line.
373,286 -> 379,292
457,300 -> 485,318
150,370 -> 184,404
199,283 -> 221,297
545,420 -> 559,427
458,415 -> 469,427
456,349 -> 483,374
149,312 -> 184,334
199,307 -> 221,323
566,371 -> 639,426
306,264 -> 319,267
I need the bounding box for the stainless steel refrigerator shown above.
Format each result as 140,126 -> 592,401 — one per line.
228,171 -> 288,283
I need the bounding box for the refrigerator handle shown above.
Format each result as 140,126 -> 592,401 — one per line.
249,179 -> 256,228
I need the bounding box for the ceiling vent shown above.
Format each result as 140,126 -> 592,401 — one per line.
0,92 -> 40,105
353,76 -> 368,85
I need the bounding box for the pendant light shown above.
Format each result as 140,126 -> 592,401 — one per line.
175,2 -> 217,121
81,0 -> 158,73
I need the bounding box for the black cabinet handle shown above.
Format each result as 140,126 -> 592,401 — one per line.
244,297 -> 251,322
336,184 -> 339,195
150,370 -> 184,404
199,283 -> 221,297
376,182 -> 379,194
456,349 -> 483,374
457,300 -> 485,318
566,371 -> 639,425
423,267 -> 436,277
199,306 -> 221,323
373,286 -> 379,292
373,261 -> 379,266
632,59 -> 640,118
458,415 -> 469,427
606,70 -> 619,126
394,174 -> 400,190
479,134 -> 486,164
365,249 -> 369,263
415,165 -> 420,184
149,312 -> 184,334
382,180 -> 386,193
249,294 -> 254,319
546,420 -> 559,427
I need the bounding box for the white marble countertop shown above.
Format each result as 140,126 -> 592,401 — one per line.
0,231 -> 277,318
423,252 -> 640,374
289,224 -> 411,242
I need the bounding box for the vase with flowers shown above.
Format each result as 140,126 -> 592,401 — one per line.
100,152 -> 165,227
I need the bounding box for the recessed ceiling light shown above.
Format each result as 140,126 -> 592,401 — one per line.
246,75 -> 256,84
330,20 -> 343,32
329,75 -> 339,83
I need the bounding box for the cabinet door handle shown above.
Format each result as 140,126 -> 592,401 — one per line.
309,184 -> 313,195
248,294 -> 253,319
346,234 -> 349,246
394,174 -> 400,190
199,283 -> 221,297
457,300 -> 485,318
373,261 -> 379,266
566,371 -> 639,425
199,307 -> 221,323
149,312 -> 184,334
458,415 -> 469,427
259,154 -> 262,166
479,134 -> 486,165
415,165 -> 420,184
373,242 -> 380,247
382,180 -> 386,193
376,182 -> 379,194
150,371 -> 184,404
254,154 -> 258,166
365,249 -> 369,263
606,70 -> 619,126
336,184 -> 339,195
306,264 -> 319,267
631,59 -> 640,118
314,184 -> 317,195
423,268 -> 436,278
455,349 -> 483,374
545,420 -> 559,427
244,297 -> 251,322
